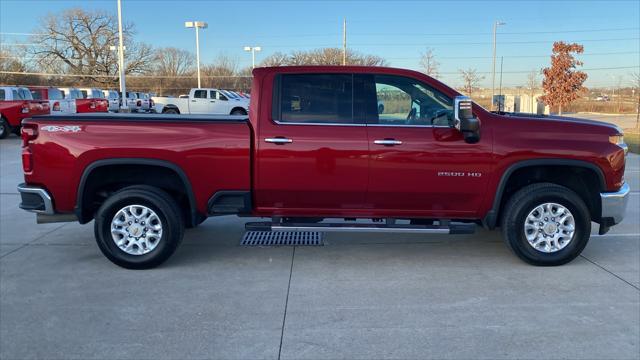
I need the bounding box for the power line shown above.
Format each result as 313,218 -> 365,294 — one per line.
387,51 -> 640,60
350,27 -> 640,37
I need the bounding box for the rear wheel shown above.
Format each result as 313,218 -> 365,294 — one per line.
163,108 -> 179,114
94,185 -> 184,269
0,118 -> 10,139
501,183 -> 591,266
230,108 -> 247,115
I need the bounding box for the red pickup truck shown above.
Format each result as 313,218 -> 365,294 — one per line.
18,66 -> 629,269
0,86 -> 50,139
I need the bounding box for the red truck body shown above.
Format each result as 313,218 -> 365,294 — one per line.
0,86 -> 50,138
75,98 -> 108,113
18,66 -> 629,268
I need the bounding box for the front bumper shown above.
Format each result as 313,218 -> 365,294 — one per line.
17,183 -> 54,215
600,182 -> 630,225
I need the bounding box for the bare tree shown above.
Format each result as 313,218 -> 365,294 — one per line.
419,47 -> 439,78
153,47 -> 195,77
29,8 -> 154,85
260,48 -> 387,67
459,68 -> 484,95
0,48 -> 33,84
632,71 -> 640,127
526,70 -> 540,113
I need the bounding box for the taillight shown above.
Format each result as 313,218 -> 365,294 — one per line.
150,99 -> 154,106
137,100 -> 142,106
21,124 -> 38,147
21,103 -> 29,114
22,149 -> 33,172
90,101 -> 96,109
53,101 -> 60,111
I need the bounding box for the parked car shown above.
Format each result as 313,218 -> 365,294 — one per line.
0,86 -> 50,138
102,90 -> 121,112
135,92 -> 154,113
153,88 -> 249,115
121,92 -> 144,112
28,86 -> 76,115
17,65 -> 629,269
60,87 -> 108,113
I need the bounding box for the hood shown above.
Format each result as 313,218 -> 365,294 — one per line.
498,112 -> 622,135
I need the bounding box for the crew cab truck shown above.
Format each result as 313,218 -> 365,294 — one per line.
18,66 -> 629,269
153,88 -> 249,115
0,86 -> 50,139
60,87 -> 108,113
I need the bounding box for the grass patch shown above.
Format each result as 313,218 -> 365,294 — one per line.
624,128 -> 640,154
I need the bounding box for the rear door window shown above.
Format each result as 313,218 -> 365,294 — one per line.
48,88 -> 63,100
193,90 -> 207,99
0,89 -> 5,100
275,73 -> 355,125
30,90 -> 43,100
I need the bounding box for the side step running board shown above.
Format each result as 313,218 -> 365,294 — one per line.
245,221 -> 476,235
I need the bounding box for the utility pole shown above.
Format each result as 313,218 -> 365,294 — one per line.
116,0 -> 128,111
491,21 -> 505,111
498,56 -> 504,112
185,21 -> 208,88
342,18 -> 347,66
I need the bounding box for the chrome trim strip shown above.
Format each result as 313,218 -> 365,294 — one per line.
17,184 -> 54,215
272,225 -> 450,234
600,182 -> 630,224
272,120 -> 452,128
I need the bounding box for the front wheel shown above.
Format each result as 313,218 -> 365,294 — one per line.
94,185 -> 184,269
501,183 -> 591,266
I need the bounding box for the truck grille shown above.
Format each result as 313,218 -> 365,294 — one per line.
241,231 -> 323,246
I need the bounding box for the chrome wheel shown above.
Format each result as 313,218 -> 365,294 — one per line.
110,205 -> 162,255
524,202 -> 575,253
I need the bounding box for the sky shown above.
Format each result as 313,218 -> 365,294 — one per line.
1,0 -> 639,88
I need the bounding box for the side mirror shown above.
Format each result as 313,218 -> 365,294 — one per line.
454,96 -> 480,143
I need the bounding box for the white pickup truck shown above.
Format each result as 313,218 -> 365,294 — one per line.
152,88 -> 249,115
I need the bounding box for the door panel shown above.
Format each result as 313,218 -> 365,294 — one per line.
255,73 -> 369,212
366,126 -> 492,216
190,90 -> 210,114
257,124 -> 369,211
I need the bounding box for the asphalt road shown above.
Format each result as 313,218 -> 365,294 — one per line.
1,132 -> 638,359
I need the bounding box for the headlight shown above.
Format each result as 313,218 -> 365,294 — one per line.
609,134 -> 628,155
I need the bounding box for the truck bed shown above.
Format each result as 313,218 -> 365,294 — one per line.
23,113 -> 252,217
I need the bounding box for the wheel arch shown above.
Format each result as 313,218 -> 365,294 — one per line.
75,158 -> 199,227
162,104 -> 180,114
484,159 -> 605,229
230,107 -> 247,115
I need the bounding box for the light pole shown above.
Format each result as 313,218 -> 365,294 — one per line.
116,0 -> 128,111
491,21 -> 506,111
185,21 -> 207,88
244,46 -> 261,69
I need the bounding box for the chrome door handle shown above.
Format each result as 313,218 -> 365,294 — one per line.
374,139 -> 402,146
265,137 -> 293,144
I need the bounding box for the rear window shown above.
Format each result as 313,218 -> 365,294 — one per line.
0,89 -> 5,100
48,88 -> 63,100
80,90 -> 89,99
276,74 -> 354,124
19,88 -> 33,100
30,89 -> 43,100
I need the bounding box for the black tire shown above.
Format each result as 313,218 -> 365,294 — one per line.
230,108 -> 247,115
0,117 -> 10,139
163,108 -> 179,114
501,183 -> 591,266
11,125 -> 21,136
94,185 -> 184,269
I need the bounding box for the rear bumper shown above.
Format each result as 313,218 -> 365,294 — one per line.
600,182 -> 630,225
17,183 -> 54,215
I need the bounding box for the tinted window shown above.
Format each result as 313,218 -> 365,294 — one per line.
372,75 -> 453,126
193,90 -> 207,99
19,88 -> 33,100
30,90 -> 43,100
278,74 -> 354,124
0,89 -> 5,100
48,88 -> 63,100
